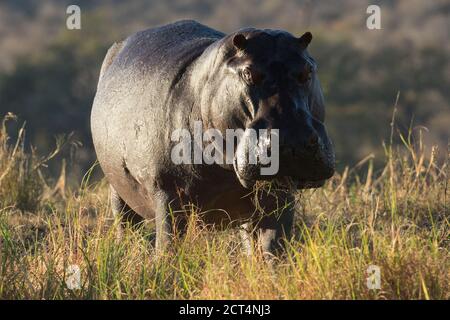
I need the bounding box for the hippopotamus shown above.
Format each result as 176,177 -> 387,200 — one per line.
91,20 -> 334,256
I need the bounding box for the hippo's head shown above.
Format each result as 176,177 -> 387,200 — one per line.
200,28 -> 335,189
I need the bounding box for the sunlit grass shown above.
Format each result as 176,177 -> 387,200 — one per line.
0,114 -> 448,299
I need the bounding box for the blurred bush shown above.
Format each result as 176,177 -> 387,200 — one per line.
0,0 -> 448,183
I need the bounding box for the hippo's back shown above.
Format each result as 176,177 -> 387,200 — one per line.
91,20 -> 224,218
105,20 -> 223,80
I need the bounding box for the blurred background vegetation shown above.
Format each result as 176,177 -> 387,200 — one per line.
0,0 -> 448,184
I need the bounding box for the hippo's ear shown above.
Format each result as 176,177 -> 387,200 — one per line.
298,32 -> 312,49
233,34 -> 247,50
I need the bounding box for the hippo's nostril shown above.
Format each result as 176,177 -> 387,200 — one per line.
307,133 -> 319,148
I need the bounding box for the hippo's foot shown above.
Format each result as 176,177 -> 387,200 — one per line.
110,185 -> 144,239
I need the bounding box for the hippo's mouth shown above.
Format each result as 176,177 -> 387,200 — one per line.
233,157 -> 326,190
232,127 -> 335,190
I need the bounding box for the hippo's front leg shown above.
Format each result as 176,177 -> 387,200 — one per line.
239,222 -> 254,256
153,191 -> 173,255
256,205 -> 294,258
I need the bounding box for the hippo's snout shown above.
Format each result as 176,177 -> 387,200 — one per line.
233,119 -> 335,189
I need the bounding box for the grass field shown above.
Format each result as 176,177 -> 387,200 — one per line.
0,113 -> 448,299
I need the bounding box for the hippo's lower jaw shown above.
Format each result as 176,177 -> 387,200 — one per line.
233,158 -> 328,190
294,179 -> 326,189
234,171 -> 325,190
233,153 -> 333,190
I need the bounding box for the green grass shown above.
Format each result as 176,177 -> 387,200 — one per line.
0,114 -> 448,299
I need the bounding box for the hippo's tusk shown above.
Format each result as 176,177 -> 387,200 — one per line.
233,156 -> 255,189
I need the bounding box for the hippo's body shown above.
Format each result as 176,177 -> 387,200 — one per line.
91,20 -> 334,254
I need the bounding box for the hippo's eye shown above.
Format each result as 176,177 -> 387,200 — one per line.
242,67 -> 252,84
298,65 -> 313,84
298,70 -> 312,84
241,66 -> 265,85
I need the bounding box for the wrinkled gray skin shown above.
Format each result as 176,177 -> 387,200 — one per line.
91,20 -> 335,256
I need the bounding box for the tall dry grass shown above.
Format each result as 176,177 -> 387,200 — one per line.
0,113 -> 448,299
